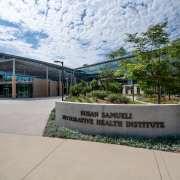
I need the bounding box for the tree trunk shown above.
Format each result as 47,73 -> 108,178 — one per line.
154,86 -> 155,104
157,84 -> 161,104
146,87 -> 147,97
169,92 -> 171,100
164,85 -> 166,104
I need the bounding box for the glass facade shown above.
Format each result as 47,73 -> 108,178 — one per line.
16,84 -> 32,98
0,84 -> 32,98
75,57 -> 133,85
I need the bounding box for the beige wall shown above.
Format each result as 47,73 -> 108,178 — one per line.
59,81 -> 62,96
33,78 -> 46,98
12,75 -> 16,99
50,80 -> 58,96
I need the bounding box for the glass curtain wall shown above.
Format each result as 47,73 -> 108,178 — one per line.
16,84 -> 32,98
0,84 -> 12,98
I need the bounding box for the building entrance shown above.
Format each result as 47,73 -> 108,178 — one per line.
3,88 -> 9,98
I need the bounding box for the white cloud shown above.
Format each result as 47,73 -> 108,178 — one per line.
0,0 -> 179,68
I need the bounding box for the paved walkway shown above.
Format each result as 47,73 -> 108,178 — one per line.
0,97 -> 180,180
0,97 -> 61,136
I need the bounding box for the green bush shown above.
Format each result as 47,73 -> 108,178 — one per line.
64,96 -> 76,102
49,108 -> 55,120
90,79 -> 99,90
86,93 -> 91,98
79,94 -> 85,99
119,96 -> 129,104
69,84 -> 81,96
90,90 -> 108,99
77,97 -> 82,102
98,91 -> 108,99
93,97 -> 98,102
90,90 -> 100,98
85,97 -> 92,103
137,96 -> 148,102
106,94 -> 120,102
81,86 -> 92,96
99,82 -> 106,90
108,82 -> 122,93
69,80 -> 92,96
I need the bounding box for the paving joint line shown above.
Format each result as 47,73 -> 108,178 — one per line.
160,152 -> 172,180
21,139 -> 66,180
153,150 -> 162,180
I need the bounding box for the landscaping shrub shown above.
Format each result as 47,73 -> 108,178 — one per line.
81,86 -> 92,96
106,94 -> 120,102
93,97 -> 98,102
99,82 -> 106,90
98,91 -> 108,99
90,90 -> 108,99
90,79 -> 99,90
90,90 -> 100,98
85,97 -> 92,103
77,97 -> 82,102
86,92 -> 91,98
137,96 -> 148,102
69,80 -> 92,97
69,84 -> 81,96
79,94 -> 85,99
119,96 -> 129,104
49,108 -> 55,120
64,96 -> 76,102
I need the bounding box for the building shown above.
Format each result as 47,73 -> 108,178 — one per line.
0,52 -> 140,99
74,55 -> 141,95
0,53 -> 76,99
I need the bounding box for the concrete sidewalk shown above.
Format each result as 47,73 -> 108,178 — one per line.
0,97 -> 61,136
0,133 -> 179,180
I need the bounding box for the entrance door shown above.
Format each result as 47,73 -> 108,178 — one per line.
3,88 -> 9,98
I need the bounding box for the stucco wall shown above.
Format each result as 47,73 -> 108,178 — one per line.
56,102 -> 180,137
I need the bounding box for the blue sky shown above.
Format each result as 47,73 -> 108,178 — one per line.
0,0 -> 179,68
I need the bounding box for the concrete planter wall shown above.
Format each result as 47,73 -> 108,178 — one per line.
56,102 -> 180,137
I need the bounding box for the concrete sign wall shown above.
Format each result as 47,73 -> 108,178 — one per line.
56,102 -> 180,137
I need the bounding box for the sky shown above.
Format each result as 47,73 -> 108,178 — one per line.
0,0 -> 179,68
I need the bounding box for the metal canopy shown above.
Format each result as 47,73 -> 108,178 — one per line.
0,59 -> 75,82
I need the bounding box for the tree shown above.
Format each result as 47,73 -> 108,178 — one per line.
106,47 -> 127,60
109,81 -> 123,93
90,79 -> 99,90
114,21 -> 179,104
69,80 -> 92,96
99,67 -> 115,93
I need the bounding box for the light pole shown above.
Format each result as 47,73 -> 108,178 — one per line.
54,60 -> 64,101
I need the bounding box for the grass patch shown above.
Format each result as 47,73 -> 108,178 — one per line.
43,108 -> 180,153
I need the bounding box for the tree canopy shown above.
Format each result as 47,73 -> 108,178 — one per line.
99,67 -> 115,92
110,21 -> 180,104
